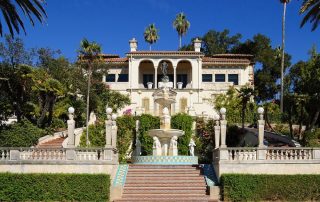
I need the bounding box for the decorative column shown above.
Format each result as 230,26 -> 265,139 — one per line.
257,107 -> 265,148
214,114 -> 220,149
111,114 -> 118,148
154,65 -> 158,89
257,107 -> 267,160
187,90 -> 195,116
67,107 -> 75,148
105,107 -> 113,147
173,66 -> 177,89
134,120 -> 141,156
66,107 -> 76,160
219,108 -> 227,148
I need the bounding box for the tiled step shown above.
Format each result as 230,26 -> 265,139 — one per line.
123,189 -> 206,194
115,198 -> 209,202
128,168 -> 200,172
129,165 -> 199,169
126,176 -> 204,181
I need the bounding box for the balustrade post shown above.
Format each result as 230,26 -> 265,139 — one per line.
9,150 -> 20,160
67,107 -> 76,148
111,114 -> 118,148
314,148 -> 320,160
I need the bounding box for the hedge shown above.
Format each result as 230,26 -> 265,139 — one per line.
221,174 -> 320,201
0,173 -> 110,202
171,113 -> 193,155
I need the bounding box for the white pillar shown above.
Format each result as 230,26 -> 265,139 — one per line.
105,120 -> 112,147
67,119 -> 75,147
173,66 -> 177,89
154,66 -> 158,89
102,74 -> 106,83
111,114 -> 118,148
214,118 -> 220,149
67,107 -> 75,148
220,108 -> 227,148
257,107 -> 265,148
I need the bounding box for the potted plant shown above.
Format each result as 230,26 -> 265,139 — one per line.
177,82 -> 183,89
147,82 -> 153,89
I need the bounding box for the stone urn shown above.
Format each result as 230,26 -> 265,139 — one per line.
177,82 -> 183,89
147,82 -> 153,89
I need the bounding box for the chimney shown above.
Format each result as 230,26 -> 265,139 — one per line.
129,38 -> 138,52
193,38 -> 202,52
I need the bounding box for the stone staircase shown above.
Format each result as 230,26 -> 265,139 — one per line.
37,137 -> 66,148
114,164 -> 211,202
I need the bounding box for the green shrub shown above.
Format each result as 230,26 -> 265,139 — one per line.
80,123 -> 105,147
171,113 -> 193,155
117,115 -> 135,163
221,174 -> 320,201
195,117 -> 214,163
304,128 -> 320,147
0,120 -> 47,147
50,118 -> 66,131
139,114 -> 160,156
0,173 -> 110,201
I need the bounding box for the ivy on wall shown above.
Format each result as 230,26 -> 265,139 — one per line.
138,114 -> 160,156
171,113 -> 193,155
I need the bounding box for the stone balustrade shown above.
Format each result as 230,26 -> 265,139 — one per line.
0,147 -> 118,164
215,147 -> 319,161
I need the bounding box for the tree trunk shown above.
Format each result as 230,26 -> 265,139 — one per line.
37,94 -> 51,128
241,103 -> 246,129
280,2 -> 287,113
309,108 -> 320,130
85,63 -> 92,146
47,95 -> 56,126
265,105 -> 276,132
179,35 -> 182,49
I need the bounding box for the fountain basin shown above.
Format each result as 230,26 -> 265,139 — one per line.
148,129 -> 185,139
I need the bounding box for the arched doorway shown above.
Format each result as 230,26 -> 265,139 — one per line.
138,60 -> 155,88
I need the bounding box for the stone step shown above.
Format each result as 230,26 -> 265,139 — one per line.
126,173 -> 202,177
124,186 -> 206,190
115,198 -> 209,202
121,193 -> 209,199
124,182 -> 206,187
125,179 -> 205,184
129,165 -> 199,169
126,176 -> 204,180
128,168 -> 200,172
123,189 -> 206,194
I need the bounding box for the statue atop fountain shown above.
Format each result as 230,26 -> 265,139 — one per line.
148,62 -> 185,156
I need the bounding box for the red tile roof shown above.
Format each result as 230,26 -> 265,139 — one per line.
202,57 -> 251,65
126,51 -> 204,56
104,57 -> 128,63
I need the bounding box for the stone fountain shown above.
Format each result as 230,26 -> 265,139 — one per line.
132,62 -> 197,165
148,62 -> 185,156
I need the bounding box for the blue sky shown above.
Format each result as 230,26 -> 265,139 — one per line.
3,0 -> 320,64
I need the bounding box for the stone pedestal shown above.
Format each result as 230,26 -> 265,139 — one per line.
220,120 -> 227,148
105,121 -> 112,147
258,120 -> 265,148
257,149 -> 267,160
214,125 -> 220,149
67,119 -> 75,147
66,150 -> 76,160
9,150 -> 20,160
111,124 -> 117,148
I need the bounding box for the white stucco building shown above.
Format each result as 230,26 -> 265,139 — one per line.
102,38 -> 254,117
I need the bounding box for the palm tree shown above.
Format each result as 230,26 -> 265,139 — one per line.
0,0 -> 47,36
173,12 -> 190,49
300,0 -> 320,30
144,23 -> 159,51
280,0 -> 290,113
79,38 -> 102,146
237,85 -> 255,129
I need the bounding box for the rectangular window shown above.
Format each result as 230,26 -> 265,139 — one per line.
202,74 -> 212,82
228,74 -> 239,85
106,74 -> 116,82
118,74 -> 128,82
143,74 -> 154,88
215,74 -> 225,82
